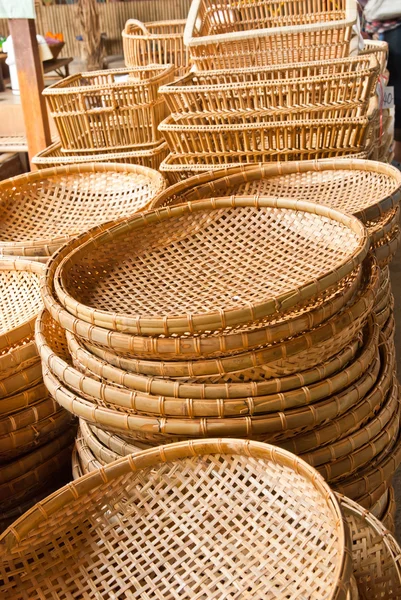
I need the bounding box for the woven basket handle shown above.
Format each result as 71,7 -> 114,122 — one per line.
124,19 -> 150,35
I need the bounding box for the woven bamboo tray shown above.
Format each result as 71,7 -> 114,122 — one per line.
0,260 -> 43,353
0,361 -> 42,399
372,223 -> 401,268
51,196 -> 368,336
122,19 -> 190,77
184,0 -> 357,70
0,337 -> 38,381
0,395 -> 61,436
0,164 -> 165,258
150,159 -> 401,223
79,270 -> 376,383
71,445 -> 83,480
336,493 -> 401,597
64,316 -> 378,418
383,313 -> 395,342
0,438 -> 353,599
158,150 -> 374,184
0,443 -> 73,512
43,65 -> 175,152
382,486 -> 396,533
159,56 -> 379,119
0,383 -> 48,417
370,488 -> 389,520
0,427 -> 75,485
0,409 -> 74,462
31,141 -> 169,171
80,419 -> 142,463
159,115 -> 374,158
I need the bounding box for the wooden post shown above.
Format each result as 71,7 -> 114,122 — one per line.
77,0 -> 103,71
8,18 -> 52,167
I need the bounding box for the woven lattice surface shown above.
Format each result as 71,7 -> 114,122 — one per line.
153,161 -> 401,223
54,197 -> 367,335
0,165 -> 164,250
0,268 -> 42,352
337,494 -> 401,599
0,440 -> 351,599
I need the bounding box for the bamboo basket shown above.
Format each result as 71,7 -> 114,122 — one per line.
0,260 -> 43,354
0,338 -> 38,381
159,56 -> 379,119
159,115 -> 374,158
43,65 -> 175,152
159,150 -> 374,184
0,395 -> 60,436
0,438 -> 353,599
52,197 -> 369,336
336,493 -> 401,597
151,159 -> 401,223
184,0 -> 357,70
359,39 -> 388,74
0,362 -> 43,399
32,141 -> 169,171
0,164 -> 165,258
122,20 -> 190,77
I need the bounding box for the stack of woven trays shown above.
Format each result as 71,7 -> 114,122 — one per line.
158,54 -> 381,180
37,189 -> 400,512
122,19 -> 191,78
33,65 -> 175,169
2,439 -> 401,598
0,164 -> 165,263
0,259 -> 76,533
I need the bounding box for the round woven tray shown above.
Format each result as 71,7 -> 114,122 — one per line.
0,439 -> 353,599
0,427 -> 75,485
79,267 -> 376,383
0,395 -> 60,436
382,485 -> 396,533
0,409 -> 74,462
372,223 -> 401,267
151,159 -> 401,223
0,337 -> 38,381
51,196 -> 369,336
383,313 -> 395,342
336,493 -> 401,597
0,260 -> 43,354
0,382 -> 48,416
0,164 -> 165,258
370,488 -> 389,520
0,361 -> 43,399
63,317 -> 379,419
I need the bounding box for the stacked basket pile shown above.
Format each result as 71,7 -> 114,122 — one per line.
0,164 -> 165,263
156,0 -> 392,181
32,65 -> 175,170
0,259 -> 76,533
36,172 -> 400,517
2,438 -> 401,598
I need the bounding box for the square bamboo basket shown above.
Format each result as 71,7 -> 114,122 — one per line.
184,0 -> 358,70
43,65 -> 175,153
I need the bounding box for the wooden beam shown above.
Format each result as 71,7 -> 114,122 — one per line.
8,18 -> 52,168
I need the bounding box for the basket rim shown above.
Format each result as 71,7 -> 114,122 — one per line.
0,436 -> 350,595
32,141 -> 168,164
151,158 -> 401,223
52,196 -> 369,336
183,0 -> 357,47
122,18 -> 187,39
42,64 -> 175,95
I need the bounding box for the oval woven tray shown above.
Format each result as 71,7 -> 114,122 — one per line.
151,159 -> 401,223
51,196 -> 369,336
0,260 -> 43,353
336,493 -> 401,597
0,164 -> 165,258
0,438 -> 352,599
80,266 -> 376,383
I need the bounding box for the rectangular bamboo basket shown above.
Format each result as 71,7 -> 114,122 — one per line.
159,56 -> 379,119
159,147 -> 373,184
122,20 -> 190,78
43,65 -> 175,153
184,0 -> 358,70
31,141 -> 169,171
159,114 -> 374,156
